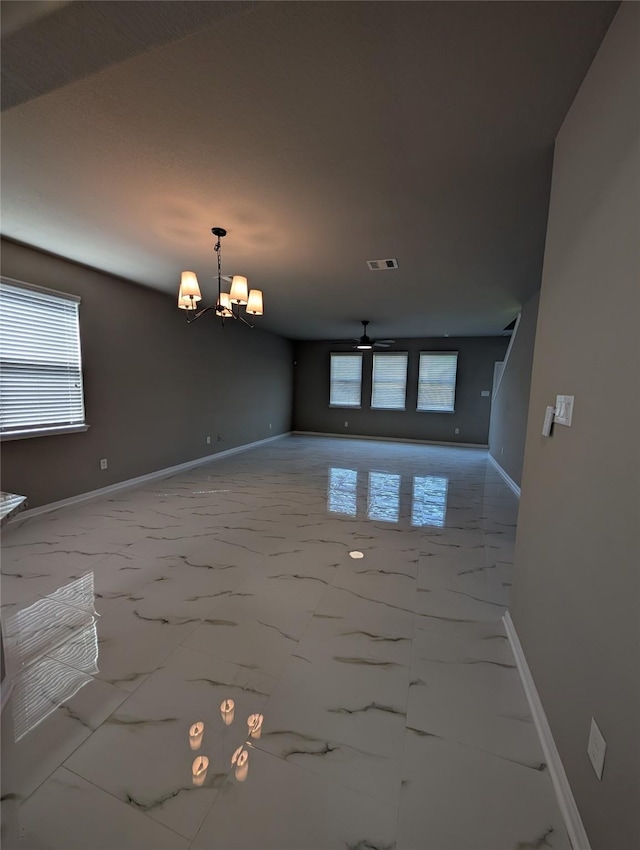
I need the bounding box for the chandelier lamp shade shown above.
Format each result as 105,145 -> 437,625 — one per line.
177,227 -> 263,326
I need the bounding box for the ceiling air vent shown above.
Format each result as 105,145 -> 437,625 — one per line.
367,258 -> 398,271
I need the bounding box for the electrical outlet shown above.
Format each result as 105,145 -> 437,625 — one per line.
100,458 -> 108,470
587,718 -> 606,780
501,446 -> 504,455
269,423 -> 272,430
344,421 -> 349,428
454,428 -> 460,435
206,436 -> 211,444
481,390 -> 490,397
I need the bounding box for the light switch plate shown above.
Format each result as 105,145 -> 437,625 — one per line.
587,717 -> 606,780
554,394 -> 574,426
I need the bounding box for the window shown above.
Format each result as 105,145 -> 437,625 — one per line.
0,278 -> 86,439
371,352 -> 408,410
417,352 -> 458,412
329,353 -> 362,407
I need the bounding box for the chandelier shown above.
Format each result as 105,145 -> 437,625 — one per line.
178,227 -> 263,326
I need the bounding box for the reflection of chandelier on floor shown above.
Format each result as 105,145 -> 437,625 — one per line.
189,700 -> 264,786
178,227 -> 264,327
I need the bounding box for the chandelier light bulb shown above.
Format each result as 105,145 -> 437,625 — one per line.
179,271 -> 202,301
217,291 -> 233,317
229,275 -> 249,305
246,289 -> 264,316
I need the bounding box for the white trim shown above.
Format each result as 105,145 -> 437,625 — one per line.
503,612 -> 591,850
293,430 -> 487,449
7,433 -> 289,525
488,453 -> 521,498
0,274 -> 81,303
493,312 -> 521,398
1,424 -> 91,442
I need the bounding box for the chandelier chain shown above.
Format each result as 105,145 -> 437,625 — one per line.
214,234 -> 223,313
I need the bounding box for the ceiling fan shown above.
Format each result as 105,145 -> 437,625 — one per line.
331,320 -> 396,351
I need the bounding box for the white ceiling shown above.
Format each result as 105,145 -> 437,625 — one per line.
1,1 -> 618,340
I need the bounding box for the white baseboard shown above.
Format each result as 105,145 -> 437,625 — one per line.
8,433 -> 290,525
488,453 -> 521,497
503,611 -> 591,850
292,431 -> 488,450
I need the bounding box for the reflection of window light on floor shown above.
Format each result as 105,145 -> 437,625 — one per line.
368,471 -> 401,523
42,571 -> 96,614
12,656 -> 94,742
328,467 -> 358,515
2,574 -> 100,741
5,596 -> 96,674
412,475 -> 448,527
47,623 -> 99,675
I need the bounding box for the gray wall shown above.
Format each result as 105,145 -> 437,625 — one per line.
511,6 -> 639,849
293,337 -> 509,445
488,291 -> 540,486
0,239 -> 294,508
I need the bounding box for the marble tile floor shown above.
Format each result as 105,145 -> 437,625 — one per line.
0,436 -> 570,850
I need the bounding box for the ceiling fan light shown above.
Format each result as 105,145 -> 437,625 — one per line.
356,343 -> 373,350
229,275 -> 248,305
246,289 -> 264,316
179,271 -> 202,301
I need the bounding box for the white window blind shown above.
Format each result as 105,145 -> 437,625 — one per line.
330,353 -> 362,407
0,279 -> 86,438
371,352 -> 408,409
417,352 -> 458,412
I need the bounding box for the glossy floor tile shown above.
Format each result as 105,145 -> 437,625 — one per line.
1,436 -> 570,849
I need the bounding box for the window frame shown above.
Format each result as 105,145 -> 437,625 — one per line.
370,351 -> 408,411
416,351 -> 459,413
0,276 -> 89,441
329,352 -> 363,409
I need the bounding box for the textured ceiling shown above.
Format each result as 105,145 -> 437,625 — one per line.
1,1 -> 618,340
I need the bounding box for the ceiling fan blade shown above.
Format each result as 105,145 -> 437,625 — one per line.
375,339 -> 396,344
373,342 -> 391,348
